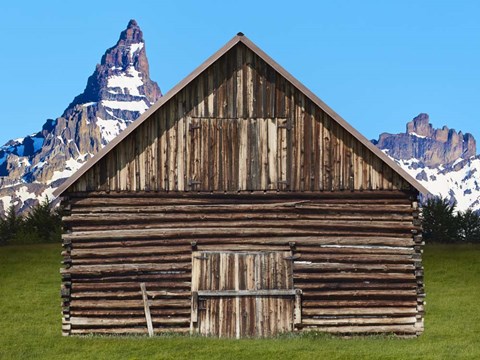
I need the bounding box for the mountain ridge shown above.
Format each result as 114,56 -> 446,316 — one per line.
373,113 -> 476,167
373,113 -> 480,212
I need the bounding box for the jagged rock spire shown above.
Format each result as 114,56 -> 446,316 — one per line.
374,113 -> 476,167
0,20 -> 162,214
66,19 -> 161,111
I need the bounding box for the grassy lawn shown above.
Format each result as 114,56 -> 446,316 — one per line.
0,243 -> 478,360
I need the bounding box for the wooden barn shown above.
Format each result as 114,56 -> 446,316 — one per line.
54,33 -> 428,338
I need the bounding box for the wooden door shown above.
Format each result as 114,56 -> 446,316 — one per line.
191,251 -> 298,338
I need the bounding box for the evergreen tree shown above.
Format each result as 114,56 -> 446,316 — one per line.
0,216 -> 5,245
0,205 -> 24,244
421,197 -> 458,243
24,198 -> 63,243
457,209 -> 480,243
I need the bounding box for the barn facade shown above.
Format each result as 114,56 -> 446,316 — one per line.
54,34 -> 427,337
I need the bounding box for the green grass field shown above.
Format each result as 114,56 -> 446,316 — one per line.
0,243 -> 478,360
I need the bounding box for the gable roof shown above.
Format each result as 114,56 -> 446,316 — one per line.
54,34 -> 428,197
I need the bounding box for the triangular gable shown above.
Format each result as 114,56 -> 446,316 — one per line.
54,34 -> 428,196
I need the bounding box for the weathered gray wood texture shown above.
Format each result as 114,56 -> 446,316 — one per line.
61,193 -> 424,336
191,251 -> 295,338
67,43 -> 413,193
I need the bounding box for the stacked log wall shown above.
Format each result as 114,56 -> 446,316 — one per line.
61,191 -> 424,336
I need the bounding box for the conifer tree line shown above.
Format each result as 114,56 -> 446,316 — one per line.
0,198 -> 63,245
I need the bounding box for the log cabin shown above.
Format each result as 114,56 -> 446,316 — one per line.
54,33 -> 428,338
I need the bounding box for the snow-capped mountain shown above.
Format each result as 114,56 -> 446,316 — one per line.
373,113 -> 480,212
0,20 -> 161,214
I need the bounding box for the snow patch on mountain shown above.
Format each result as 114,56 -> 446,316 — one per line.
96,117 -> 128,143
409,132 -> 426,139
388,156 -> 480,210
15,186 -> 34,205
101,99 -> 149,112
47,156 -> 91,185
0,195 -> 11,208
107,66 -> 144,96
129,42 -> 144,57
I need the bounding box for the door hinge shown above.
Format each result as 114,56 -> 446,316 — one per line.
278,123 -> 293,131
188,179 -> 202,187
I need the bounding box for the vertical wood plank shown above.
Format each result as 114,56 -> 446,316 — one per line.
278,119 -> 287,190
238,119 -> 248,190
144,117 -> 151,191
232,119 -> 239,190
234,253 -> 241,339
267,118 -> 278,189
200,119 -> 209,191
286,87 -> 294,191
258,118 -> 268,189
178,91 -> 186,190
226,49 -> 235,119
151,112 -> 158,191
225,119 -> 233,191
197,73 -> 205,118
323,111 -> 332,191
249,119 -> 260,190
236,44 -> 245,119
265,64 -> 275,118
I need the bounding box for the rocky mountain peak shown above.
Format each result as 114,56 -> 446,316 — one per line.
66,19 -> 161,112
406,113 -> 433,137
120,19 -> 143,43
0,20 -> 162,214
374,113 -> 476,167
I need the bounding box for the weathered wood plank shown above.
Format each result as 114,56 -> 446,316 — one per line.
302,307 -> 417,316
70,290 -> 190,299
69,299 -> 190,309
301,317 -> 416,326
69,317 -> 189,327
301,325 -> 417,334
62,263 -> 191,275
197,290 -> 296,297
140,283 -> 154,337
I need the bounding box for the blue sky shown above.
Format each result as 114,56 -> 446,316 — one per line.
1,0 -> 479,147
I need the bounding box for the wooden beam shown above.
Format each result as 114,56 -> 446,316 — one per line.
140,283 -> 154,337
197,289 -> 296,297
